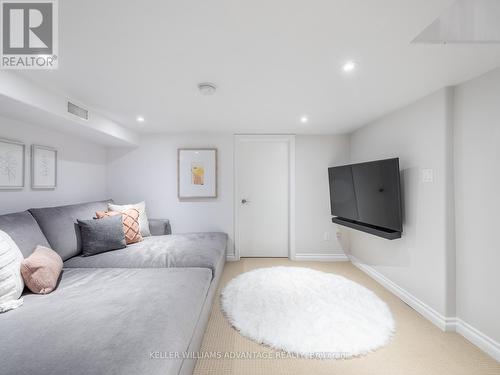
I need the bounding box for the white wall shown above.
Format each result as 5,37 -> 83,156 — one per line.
295,135 -> 350,257
348,73 -> 500,359
107,133 -> 350,259
349,88 -> 454,318
0,115 -> 108,214
0,122 -> 350,259
107,133 -> 236,255
454,67 -> 500,345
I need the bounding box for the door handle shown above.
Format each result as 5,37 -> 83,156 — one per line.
241,199 -> 251,204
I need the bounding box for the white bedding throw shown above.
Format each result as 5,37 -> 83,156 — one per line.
0,230 -> 24,313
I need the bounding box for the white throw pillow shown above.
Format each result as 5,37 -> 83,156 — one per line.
108,201 -> 151,237
0,230 -> 24,313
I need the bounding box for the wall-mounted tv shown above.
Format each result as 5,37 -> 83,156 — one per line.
328,158 -> 403,240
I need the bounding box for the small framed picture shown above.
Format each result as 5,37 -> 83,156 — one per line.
178,148 -> 217,198
31,145 -> 57,189
0,138 -> 25,190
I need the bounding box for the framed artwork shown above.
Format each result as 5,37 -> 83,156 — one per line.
0,138 -> 25,189
178,148 -> 217,198
31,145 -> 57,189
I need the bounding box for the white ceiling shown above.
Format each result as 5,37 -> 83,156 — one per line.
413,0 -> 500,43
17,0 -> 500,134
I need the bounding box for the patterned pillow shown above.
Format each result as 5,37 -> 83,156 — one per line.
96,209 -> 143,245
108,202 -> 151,237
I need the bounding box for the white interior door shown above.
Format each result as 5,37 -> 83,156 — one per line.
236,136 -> 292,257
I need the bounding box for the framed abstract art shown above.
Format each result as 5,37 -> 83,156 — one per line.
178,148 -> 217,198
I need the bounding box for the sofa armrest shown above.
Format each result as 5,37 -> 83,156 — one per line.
148,219 -> 172,236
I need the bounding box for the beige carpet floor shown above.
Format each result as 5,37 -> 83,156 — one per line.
193,258 -> 500,375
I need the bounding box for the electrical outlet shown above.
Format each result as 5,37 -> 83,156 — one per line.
323,232 -> 331,241
422,168 -> 434,183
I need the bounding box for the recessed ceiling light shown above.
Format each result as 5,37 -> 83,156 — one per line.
198,82 -> 217,95
300,116 -> 309,124
342,61 -> 357,73
136,116 -> 145,123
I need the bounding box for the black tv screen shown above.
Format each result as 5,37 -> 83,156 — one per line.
328,158 -> 402,233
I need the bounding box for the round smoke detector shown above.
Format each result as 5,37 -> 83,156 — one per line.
198,82 -> 217,95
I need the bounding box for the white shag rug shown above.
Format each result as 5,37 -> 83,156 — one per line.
221,267 -> 395,358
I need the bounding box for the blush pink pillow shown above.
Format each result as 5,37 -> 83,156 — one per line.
21,246 -> 63,294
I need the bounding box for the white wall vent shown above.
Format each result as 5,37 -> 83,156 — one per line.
67,101 -> 89,120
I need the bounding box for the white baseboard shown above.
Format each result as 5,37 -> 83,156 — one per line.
226,253 -> 349,262
349,255 -> 500,362
293,253 -> 349,262
225,254 -> 239,262
455,318 -> 500,362
348,255 -> 450,330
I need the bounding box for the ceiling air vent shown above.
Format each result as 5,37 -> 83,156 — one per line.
67,101 -> 89,120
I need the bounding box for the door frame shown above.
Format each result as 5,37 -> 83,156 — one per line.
233,134 -> 296,260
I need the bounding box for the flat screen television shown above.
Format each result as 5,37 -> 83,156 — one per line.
328,158 -> 403,239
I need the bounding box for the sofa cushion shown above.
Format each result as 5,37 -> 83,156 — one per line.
64,232 -> 228,277
29,200 -> 111,261
0,211 -> 50,258
0,267 -> 212,375
78,216 -> 126,256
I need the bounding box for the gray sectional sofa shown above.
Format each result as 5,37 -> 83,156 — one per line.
0,200 -> 227,375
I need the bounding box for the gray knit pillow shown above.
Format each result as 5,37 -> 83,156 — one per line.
77,215 -> 126,256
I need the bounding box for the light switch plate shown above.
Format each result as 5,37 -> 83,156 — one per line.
422,168 -> 434,183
